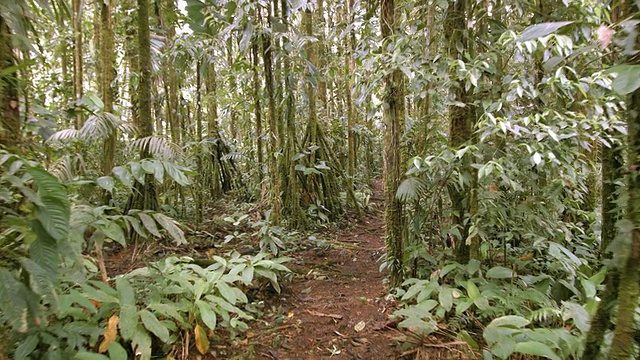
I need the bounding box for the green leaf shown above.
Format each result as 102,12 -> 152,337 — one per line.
138,212 -> 161,237
196,300 -> 218,330
131,324 -> 152,360
15,334 -> 39,360
467,259 -> 481,275
113,166 -> 134,188
438,287 -> 453,311
117,278 -> 137,341
163,161 -> 191,186
96,176 -> 115,192
73,353 -> 110,360
609,65 -> 640,95
514,341 -> 562,360
130,162 -> 146,184
466,281 -> 480,300
486,266 -> 514,279
488,315 -> 530,328
152,213 -> 186,245
108,342 -> 129,359
139,309 -> 170,343
518,21 -> 574,42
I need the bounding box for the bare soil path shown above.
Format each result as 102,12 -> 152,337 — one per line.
240,184 -> 401,359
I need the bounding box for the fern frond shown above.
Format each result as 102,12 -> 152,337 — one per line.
528,307 -> 562,325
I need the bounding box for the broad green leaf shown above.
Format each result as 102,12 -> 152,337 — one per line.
138,212 -> 161,237
488,315 -> 530,328
466,281 -> 480,300
152,213 -> 186,245
131,324 -> 152,360
163,161 -> 191,186
112,166 -> 133,188
608,65 -> 640,95
96,176 -> 115,192
518,21 -> 574,42
216,281 -> 237,304
73,353 -> 110,360
491,338 -> 516,359
139,309 -> 170,343
117,278 -> 137,341
514,341 -> 562,360
467,259 -> 481,275
486,266 -> 514,279
130,162 -> 145,184
438,287 -> 453,311
196,300 -> 218,330
108,342 -> 128,360
116,278 -> 135,307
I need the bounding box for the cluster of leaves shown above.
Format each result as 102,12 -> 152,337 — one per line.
0,151 -> 291,359
393,259 -> 598,358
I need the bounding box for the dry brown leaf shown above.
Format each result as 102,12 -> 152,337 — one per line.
354,320 -> 366,332
194,324 -> 210,355
99,315 -> 120,353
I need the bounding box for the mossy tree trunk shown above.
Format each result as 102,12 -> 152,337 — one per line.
126,0 -> 158,213
381,0 -> 406,289
0,14 -> 20,149
261,3 -> 282,222
444,0 -> 479,263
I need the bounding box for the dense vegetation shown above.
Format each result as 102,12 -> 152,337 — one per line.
1,0 -> 639,359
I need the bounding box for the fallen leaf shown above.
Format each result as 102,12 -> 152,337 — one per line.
99,315 -> 119,353
300,287 -> 311,294
194,324 -> 210,355
354,320 -> 366,332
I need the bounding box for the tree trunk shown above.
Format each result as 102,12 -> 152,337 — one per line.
100,0 -> 116,179
0,15 -> 20,149
607,73 -> 640,360
261,3 -> 282,222
381,0 -> 406,289
252,41 -> 264,181
73,0 -> 84,129
445,0 -> 478,263
126,0 -> 158,213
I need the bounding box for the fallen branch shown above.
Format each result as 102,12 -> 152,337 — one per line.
304,309 -> 343,320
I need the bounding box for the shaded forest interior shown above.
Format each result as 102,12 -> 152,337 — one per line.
1,0 -> 640,359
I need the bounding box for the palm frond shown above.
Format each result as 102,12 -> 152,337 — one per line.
397,177 -> 429,202
131,136 -> 183,161
47,112 -> 132,144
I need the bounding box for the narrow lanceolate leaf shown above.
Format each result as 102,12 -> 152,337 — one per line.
518,21 -> 574,42
139,309 -> 170,343
194,324 -> 210,355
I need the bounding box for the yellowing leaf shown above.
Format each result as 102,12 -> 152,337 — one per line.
354,320 -> 366,332
194,324 -> 210,355
99,315 -> 120,353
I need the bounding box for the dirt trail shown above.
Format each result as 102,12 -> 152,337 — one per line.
247,186 -> 400,359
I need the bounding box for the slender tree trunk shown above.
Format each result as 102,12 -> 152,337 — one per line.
126,0 -> 158,213
445,0 -> 478,263
344,0 -> 362,218
0,15 -> 20,149
381,0 -> 406,289
73,0 -> 84,128
261,4 -> 282,222
100,0 -> 116,178
252,41 -> 264,181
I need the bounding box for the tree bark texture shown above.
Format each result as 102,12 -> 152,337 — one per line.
0,15 -> 20,149
381,0 -> 406,289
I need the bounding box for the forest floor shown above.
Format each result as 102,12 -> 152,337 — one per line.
105,181 -> 459,359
